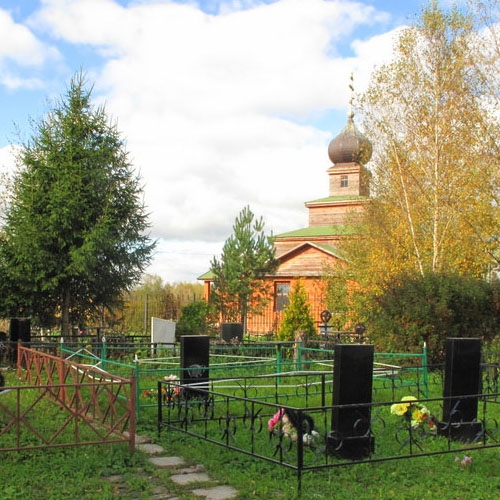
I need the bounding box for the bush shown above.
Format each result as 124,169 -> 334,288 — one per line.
364,272 -> 500,364
175,301 -> 216,338
277,281 -> 317,341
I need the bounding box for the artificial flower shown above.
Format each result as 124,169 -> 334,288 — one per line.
391,395 -> 436,432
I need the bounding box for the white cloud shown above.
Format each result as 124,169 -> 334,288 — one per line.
0,144 -> 18,171
5,0 -> 402,282
0,9 -> 55,65
350,26 -> 405,87
0,8 -> 60,90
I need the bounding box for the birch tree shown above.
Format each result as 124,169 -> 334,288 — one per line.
355,2 -> 500,289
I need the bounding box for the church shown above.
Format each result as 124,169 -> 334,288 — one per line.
200,104 -> 373,335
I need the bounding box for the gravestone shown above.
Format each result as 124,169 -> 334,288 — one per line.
180,335 -> 209,398
151,318 -> 176,344
221,323 -> 243,343
9,317 -> 31,343
438,337 -> 483,441
327,343 -> 375,459
9,318 -> 31,364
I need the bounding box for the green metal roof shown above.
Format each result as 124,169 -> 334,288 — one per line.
306,195 -> 369,204
312,242 -> 348,261
275,225 -> 359,238
197,270 -> 214,280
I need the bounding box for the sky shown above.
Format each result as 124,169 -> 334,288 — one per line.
0,0 -> 434,283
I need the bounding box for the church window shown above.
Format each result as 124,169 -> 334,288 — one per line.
275,282 -> 290,311
340,175 -> 348,187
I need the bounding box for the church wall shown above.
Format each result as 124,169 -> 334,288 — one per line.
275,247 -> 333,276
308,205 -> 364,226
246,276 -> 328,335
328,170 -> 361,197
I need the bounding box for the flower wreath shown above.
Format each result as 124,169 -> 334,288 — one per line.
268,408 -> 319,445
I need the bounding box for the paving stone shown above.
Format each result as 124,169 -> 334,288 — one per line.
134,434 -> 152,444
104,474 -> 123,483
149,456 -> 186,468
150,493 -> 175,499
122,432 -> 151,444
177,464 -> 205,474
191,485 -> 239,500
169,472 -> 211,485
137,443 -> 165,454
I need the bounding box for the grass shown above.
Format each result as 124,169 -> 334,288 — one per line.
153,429 -> 500,499
2,364 -> 500,499
2,433 -> 500,499
0,444 -> 149,500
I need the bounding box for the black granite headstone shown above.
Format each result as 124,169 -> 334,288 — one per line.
221,323 -> 243,343
9,318 -> 31,364
9,318 -> 31,343
180,335 -> 209,397
327,344 -> 375,459
439,337 -> 483,441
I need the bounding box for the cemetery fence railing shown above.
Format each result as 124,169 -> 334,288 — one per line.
0,345 -> 136,453
157,371 -> 500,493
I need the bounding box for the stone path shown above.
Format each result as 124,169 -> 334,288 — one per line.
102,435 -> 238,500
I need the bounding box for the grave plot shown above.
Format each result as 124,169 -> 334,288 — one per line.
157,337 -> 500,492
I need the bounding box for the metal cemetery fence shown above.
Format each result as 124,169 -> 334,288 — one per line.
0,346 -> 136,453
157,371 -> 500,492
55,339 -> 428,418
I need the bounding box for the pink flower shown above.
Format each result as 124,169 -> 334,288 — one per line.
456,455 -> 473,468
268,408 -> 285,431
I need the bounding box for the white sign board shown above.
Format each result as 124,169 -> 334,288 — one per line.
151,317 -> 176,344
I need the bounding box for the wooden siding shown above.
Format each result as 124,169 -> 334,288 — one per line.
274,236 -> 344,258
274,246 -> 338,276
308,203 -> 364,226
246,277 -> 328,335
327,163 -> 370,197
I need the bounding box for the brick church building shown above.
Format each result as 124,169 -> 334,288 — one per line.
200,106 -> 373,335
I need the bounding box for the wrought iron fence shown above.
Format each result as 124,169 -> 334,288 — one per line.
157,371 -> 500,492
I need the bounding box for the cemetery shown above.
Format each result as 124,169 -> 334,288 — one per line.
1,321 -> 500,494
155,335 -> 500,491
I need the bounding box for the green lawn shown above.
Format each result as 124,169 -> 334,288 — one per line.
2,360 -> 500,499
2,431 -> 498,499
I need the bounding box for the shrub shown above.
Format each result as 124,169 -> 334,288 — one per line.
364,272 -> 500,364
277,281 -> 317,341
175,301 -> 216,338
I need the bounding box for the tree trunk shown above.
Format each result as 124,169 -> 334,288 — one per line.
61,286 -> 71,337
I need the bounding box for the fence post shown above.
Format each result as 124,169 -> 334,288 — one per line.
101,336 -> 107,372
294,339 -> 302,371
16,341 -> 22,377
422,342 -> 429,398
129,374 -> 137,453
134,354 -> 141,418
276,343 -> 282,384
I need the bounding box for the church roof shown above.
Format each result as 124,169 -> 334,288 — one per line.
274,224 -> 359,239
306,195 -> 369,204
278,241 -> 348,262
197,240 -> 349,281
327,114 -> 373,165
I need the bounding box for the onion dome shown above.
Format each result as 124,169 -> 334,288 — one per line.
328,110 -> 373,166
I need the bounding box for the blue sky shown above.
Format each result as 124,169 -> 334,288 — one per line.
0,0 -> 433,283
